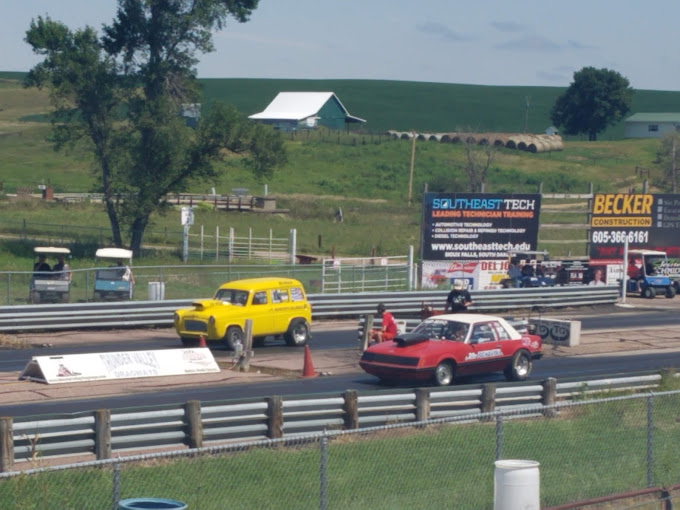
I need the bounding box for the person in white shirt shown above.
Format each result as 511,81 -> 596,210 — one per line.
588,267 -> 606,286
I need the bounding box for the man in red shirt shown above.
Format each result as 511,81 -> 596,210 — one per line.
370,303 -> 398,343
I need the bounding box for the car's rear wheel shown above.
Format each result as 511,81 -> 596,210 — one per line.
505,350 -> 532,381
665,286 -> 676,299
284,319 -> 310,346
433,361 -> 454,386
224,326 -> 244,351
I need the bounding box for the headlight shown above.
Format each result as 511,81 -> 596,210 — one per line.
173,313 -> 180,322
209,316 -> 216,325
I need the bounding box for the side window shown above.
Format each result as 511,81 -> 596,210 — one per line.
491,321 -> 511,341
252,291 -> 267,305
471,323 -> 497,343
290,287 -> 305,302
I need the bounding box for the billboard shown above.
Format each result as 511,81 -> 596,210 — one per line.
589,193 -> 680,260
421,193 -> 542,290
422,193 -> 542,261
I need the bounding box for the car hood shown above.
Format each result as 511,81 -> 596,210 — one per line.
190,299 -> 229,311
366,334 -> 445,357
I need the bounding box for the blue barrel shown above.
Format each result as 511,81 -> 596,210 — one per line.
118,498 -> 187,510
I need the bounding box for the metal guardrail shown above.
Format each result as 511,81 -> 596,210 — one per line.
4,372 -> 667,470
0,286 -> 619,332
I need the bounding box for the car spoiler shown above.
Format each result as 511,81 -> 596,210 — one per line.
393,332 -> 430,347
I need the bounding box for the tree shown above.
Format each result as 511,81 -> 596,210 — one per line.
24,0 -> 286,255
656,132 -> 680,192
550,67 -> 633,141
460,133 -> 498,192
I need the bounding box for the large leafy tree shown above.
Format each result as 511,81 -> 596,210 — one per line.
24,0 -> 285,255
550,67 -> 633,141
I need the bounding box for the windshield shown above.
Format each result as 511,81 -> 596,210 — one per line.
412,319 -> 469,342
214,289 -> 249,306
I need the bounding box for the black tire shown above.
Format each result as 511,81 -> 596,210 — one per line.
666,286 -> 676,299
433,361 -> 454,386
181,337 -> 199,347
224,326 -> 244,351
284,319 -> 310,347
504,350 -> 532,381
674,281 -> 680,294
642,286 -> 656,299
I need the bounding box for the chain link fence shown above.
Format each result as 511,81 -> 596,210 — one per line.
2,390 -> 680,509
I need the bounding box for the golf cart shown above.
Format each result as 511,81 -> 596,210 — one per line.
501,250 -> 555,288
93,248 -> 134,301
30,247 -> 71,304
626,249 -> 676,299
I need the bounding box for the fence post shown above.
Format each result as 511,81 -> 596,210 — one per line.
267,396 -> 283,439
481,384 -> 496,420
360,314 -> 373,352
185,400 -> 203,449
342,390 -> 358,429
112,460 -> 121,510
647,395 -> 654,488
495,414 -> 503,460
415,388 -> 430,423
0,417 -> 13,473
541,378 -> 557,418
95,409 -> 111,460
319,434 -> 328,510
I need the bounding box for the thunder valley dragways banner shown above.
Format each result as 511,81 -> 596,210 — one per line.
421,193 -> 541,290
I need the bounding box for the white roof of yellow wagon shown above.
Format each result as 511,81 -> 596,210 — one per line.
34,246 -> 71,255
96,248 -> 133,260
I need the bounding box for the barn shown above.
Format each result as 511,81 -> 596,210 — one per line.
248,92 -> 365,131
624,113 -> 680,139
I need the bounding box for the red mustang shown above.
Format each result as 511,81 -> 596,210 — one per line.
359,313 -> 542,386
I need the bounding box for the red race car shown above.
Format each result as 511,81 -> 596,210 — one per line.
359,313 -> 542,386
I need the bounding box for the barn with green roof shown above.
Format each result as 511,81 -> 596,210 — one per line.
624,113 -> 680,138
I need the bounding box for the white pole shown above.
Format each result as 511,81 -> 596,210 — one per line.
289,228 -> 297,265
200,224 -> 204,261
182,225 -> 189,263
408,245 -> 414,291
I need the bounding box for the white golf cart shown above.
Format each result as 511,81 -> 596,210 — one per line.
30,246 -> 71,304
93,248 -> 134,301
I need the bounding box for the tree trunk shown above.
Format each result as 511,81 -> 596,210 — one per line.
129,215 -> 150,257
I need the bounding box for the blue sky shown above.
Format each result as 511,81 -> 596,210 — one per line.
3,1 -> 679,90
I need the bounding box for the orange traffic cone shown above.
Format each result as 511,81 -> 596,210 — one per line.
302,345 -> 317,378
198,335 -> 207,348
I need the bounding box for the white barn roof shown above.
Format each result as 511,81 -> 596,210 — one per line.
248,92 -> 365,123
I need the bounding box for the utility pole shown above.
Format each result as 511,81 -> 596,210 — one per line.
408,129 -> 416,206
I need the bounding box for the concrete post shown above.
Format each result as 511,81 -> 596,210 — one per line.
415,388 -> 431,423
481,383 -> 497,420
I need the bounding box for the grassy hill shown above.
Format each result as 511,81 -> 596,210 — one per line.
0,74 -> 674,262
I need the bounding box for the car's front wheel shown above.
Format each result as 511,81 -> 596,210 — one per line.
642,286 -> 656,299
224,326 -> 244,351
433,361 -> 454,386
284,319 -> 310,346
505,350 -> 532,381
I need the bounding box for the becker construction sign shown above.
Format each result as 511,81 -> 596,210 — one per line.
589,193 -> 680,259
422,193 -> 542,261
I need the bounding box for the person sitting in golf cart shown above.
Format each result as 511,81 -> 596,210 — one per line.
33,254 -> 51,276
115,259 -> 135,284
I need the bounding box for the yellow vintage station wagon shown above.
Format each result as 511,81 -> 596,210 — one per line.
173,277 -> 312,350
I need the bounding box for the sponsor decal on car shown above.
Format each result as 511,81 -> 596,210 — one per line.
465,348 -> 502,361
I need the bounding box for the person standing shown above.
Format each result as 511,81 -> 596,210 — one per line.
370,303 -> 398,343
445,280 -> 472,312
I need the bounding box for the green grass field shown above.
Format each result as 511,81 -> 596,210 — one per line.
0,74 -> 673,264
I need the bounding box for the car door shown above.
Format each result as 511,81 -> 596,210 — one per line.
249,290 -> 273,336
458,322 -> 505,376
269,287 -> 291,333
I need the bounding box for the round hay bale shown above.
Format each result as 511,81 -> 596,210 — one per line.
386,130 -> 399,138
465,135 -> 477,144
494,135 -> 510,146
451,134 -> 462,143
440,133 -> 453,142
429,134 -> 443,141
400,132 -> 413,140
417,133 -> 429,141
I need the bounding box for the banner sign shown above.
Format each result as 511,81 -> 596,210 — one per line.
422,193 -> 542,261
590,193 -> 680,259
19,348 -> 220,384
